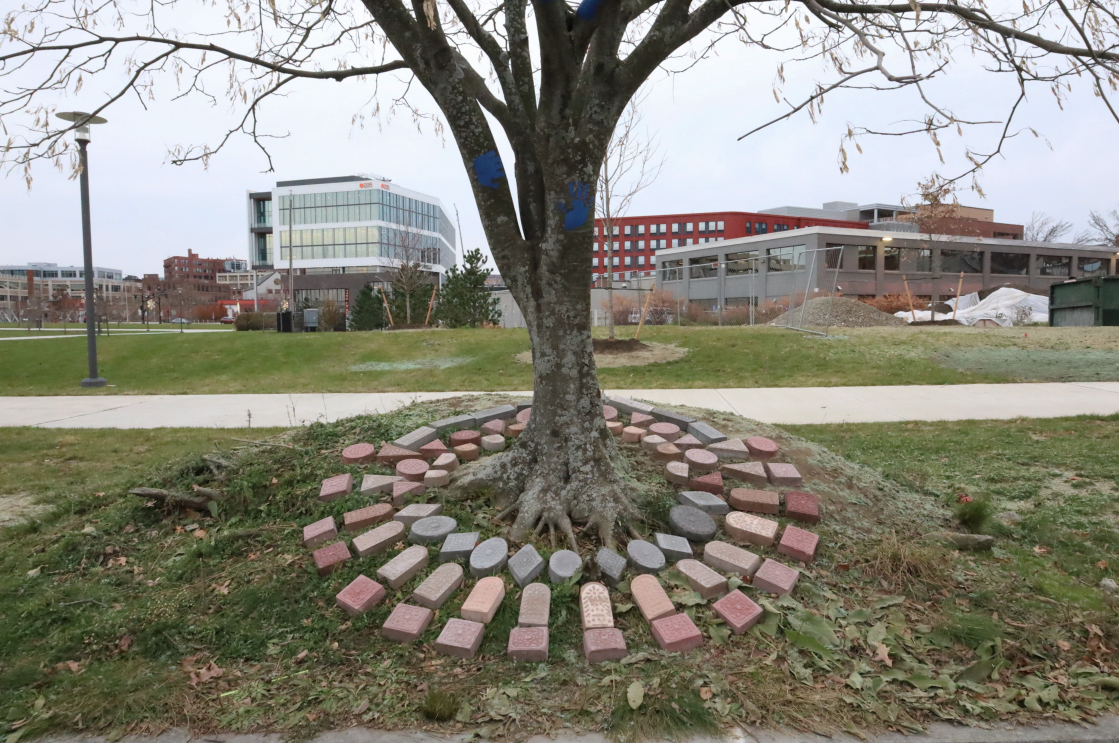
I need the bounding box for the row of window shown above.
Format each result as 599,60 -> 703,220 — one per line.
597,221 -> 727,237
595,236 -> 726,252
593,256 -> 650,267
1,269 -> 121,279
271,190 -> 455,245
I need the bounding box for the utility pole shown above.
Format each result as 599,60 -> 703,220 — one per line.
287,189 -> 295,311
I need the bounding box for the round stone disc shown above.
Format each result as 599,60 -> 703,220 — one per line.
410,515 -> 458,544
548,549 -> 582,583
684,448 -> 719,471
668,505 -> 717,542
450,430 -> 482,447
626,539 -> 666,574
469,536 -> 509,577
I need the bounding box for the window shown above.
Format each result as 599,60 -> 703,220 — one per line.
671,239 -> 680,248
62,271 -> 77,278
725,250 -> 758,275
1080,256 -> 1110,276
624,241 -> 632,251
672,223 -> 681,234
613,241 -> 620,252
613,256 -> 620,267
743,222 -> 752,235
624,257 -> 632,267
637,225 -> 645,235
767,246 -> 806,272
755,222 -> 768,234
637,240 -> 645,250
592,257 -> 599,267
1037,255 -> 1070,276
689,256 -> 719,278
941,250 -> 983,274
685,239 -> 693,246
991,251 -> 1029,275
685,223 -> 693,233
717,221 -> 725,232
662,259 -> 684,281
883,246 -> 901,271
844,245 -> 875,270
624,225 -> 632,236
638,256 -> 645,266
774,224 -> 789,232
594,226 -> 599,237
612,225 -> 619,236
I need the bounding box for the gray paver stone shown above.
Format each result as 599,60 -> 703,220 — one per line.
472,405 -> 517,426
439,532 -> 479,563
392,426 -> 439,451
687,421 -> 728,445
627,539 -> 666,574
508,543 -> 546,587
596,547 -> 627,586
409,515 -> 458,544
469,536 -> 509,577
652,408 -> 697,428
608,396 -> 655,415
515,399 -> 534,412
548,549 -> 582,583
654,532 -> 693,562
429,414 -> 475,433
669,505 -> 718,541
678,490 -> 730,515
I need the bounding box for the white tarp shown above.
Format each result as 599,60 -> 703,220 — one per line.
896,287 -> 1049,326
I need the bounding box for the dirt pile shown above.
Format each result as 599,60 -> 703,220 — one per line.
769,296 -> 906,328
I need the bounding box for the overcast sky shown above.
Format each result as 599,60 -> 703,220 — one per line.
1,19 -> 1116,277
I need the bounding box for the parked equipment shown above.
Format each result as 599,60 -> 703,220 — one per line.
1049,276 -> 1119,327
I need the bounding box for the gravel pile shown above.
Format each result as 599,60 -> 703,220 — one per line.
769,297 -> 906,328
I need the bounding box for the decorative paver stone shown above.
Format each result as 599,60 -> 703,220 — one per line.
509,544 -> 546,587
630,411 -> 655,428
412,562 -> 464,609
595,547 -> 627,586
473,405 -> 516,426
673,433 -> 704,451
394,503 -> 442,526
684,449 -> 719,472
784,491 -> 820,524
608,396 -> 655,416
461,576 -> 505,623
353,521 -> 406,558
319,474 -> 353,502
648,421 -> 681,442
712,590 -> 763,634
516,408 -> 532,425
725,511 -> 779,547
707,438 -> 750,461
651,612 -> 703,653
410,515 -> 458,544
361,473 -> 402,495
432,452 -> 459,472
721,462 -> 769,487
602,404 -> 619,421
507,423 -> 526,438
396,458 -> 430,483
753,559 -> 800,595
626,539 -> 666,574
434,618 -> 485,658
580,582 -> 614,629
381,603 -> 433,643
341,443 -> 376,465
728,488 -> 780,514
343,504 -> 392,533
687,421 -> 728,446
622,426 -> 645,443
449,430 -> 482,448
518,583 -> 551,627
631,574 -> 675,622
549,550 -> 582,583
654,533 -> 693,562
584,628 -> 627,663
392,426 -> 439,451
304,516 -> 338,548
439,532 -> 479,563
765,462 -> 803,487
515,399 -> 533,412
704,541 -> 762,578
480,419 -> 506,437
430,414 -> 475,433
418,438 -> 450,460
480,434 -> 506,452
653,443 -> 683,462
676,559 -> 729,599
678,490 -> 729,515
336,575 -> 385,615
689,471 -> 724,495
778,525 -> 819,563
746,436 -> 780,460
668,505 -> 717,541
666,461 -> 690,485
469,537 -> 509,577
392,480 -> 426,508
606,421 -> 624,436
376,444 -> 420,465
313,541 -> 351,576
454,443 -> 480,461
377,544 -> 429,589
424,469 -> 451,488
640,434 -> 667,452
508,626 -> 548,662
652,409 -> 696,428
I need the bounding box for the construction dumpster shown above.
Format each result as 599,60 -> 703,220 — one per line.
1049,276 -> 1119,327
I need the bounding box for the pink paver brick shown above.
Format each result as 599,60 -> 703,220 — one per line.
394,503 -> 441,526
507,423 -> 526,438
519,583 -> 551,627
607,421 -> 624,436
516,408 -> 532,425
765,462 -> 803,487
777,525 -> 819,563
313,541 -> 351,576
640,434 -> 667,452
449,430 -> 482,448
675,559 -> 728,599
722,462 -> 769,487
455,443 -> 480,461
784,490 -> 820,524
724,511 -> 779,547
746,436 -> 780,460
648,422 -> 681,442
341,442 -> 377,465
651,613 -> 703,653
480,434 -> 506,452
376,544 -> 429,589
353,520 -> 406,557
728,488 -> 781,514
343,504 -> 392,533
673,434 -> 704,451
336,575 -> 386,615
304,516 -> 338,548
432,452 -> 459,472
703,541 -> 762,578
684,449 -> 719,472
665,461 -> 690,485
653,443 -> 682,463
396,458 -> 430,482
602,405 -> 619,421
631,574 -> 676,623
622,426 -> 645,443
319,473 -> 353,502
392,480 -> 426,507
412,562 -> 464,608
481,419 -> 506,436
753,558 -> 800,595
418,439 -> 450,460
376,444 -> 420,465
382,603 -> 434,642
689,471 -> 724,495
630,412 -> 654,429
508,626 -> 549,662
361,473 -> 402,495
580,582 -> 614,630
424,469 -> 451,488
435,618 -> 485,658
584,628 -> 627,663
707,438 -> 750,460
462,576 -> 506,623
712,589 -> 763,634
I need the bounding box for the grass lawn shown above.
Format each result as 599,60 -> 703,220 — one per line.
2,401 -> 1118,742
3,324 -> 1119,396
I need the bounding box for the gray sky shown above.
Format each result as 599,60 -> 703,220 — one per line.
1,28 -> 1116,277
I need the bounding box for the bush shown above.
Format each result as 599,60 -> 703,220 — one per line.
234,312 -> 264,331
955,497 -> 994,532
318,299 -> 346,332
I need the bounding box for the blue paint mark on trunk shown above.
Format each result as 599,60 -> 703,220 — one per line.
556,181 -> 591,230
473,151 -> 506,189
575,0 -> 604,19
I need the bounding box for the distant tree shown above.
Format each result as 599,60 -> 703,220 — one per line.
350,284 -> 387,331
1078,209 -> 1119,247
1024,212 -> 1073,242
388,230 -> 436,326
318,298 -> 347,331
435,249 -> 500,328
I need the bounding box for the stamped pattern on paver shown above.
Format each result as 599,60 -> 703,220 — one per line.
580,582 -> 614,629
518,583 -> 551,627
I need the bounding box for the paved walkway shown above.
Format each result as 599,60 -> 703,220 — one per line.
3,382 -> 1119,428
0,328 -> 232,341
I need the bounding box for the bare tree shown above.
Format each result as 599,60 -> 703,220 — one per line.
1078,208 -> 1119,247
387,228 -> 438,326
597,93 -> 662,341
2,0 -> 1119,546
1024,212 -> 1074,242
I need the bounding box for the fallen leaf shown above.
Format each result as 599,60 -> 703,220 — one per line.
627,680 -> 644,710
94,492 -> 105,498
1033,545 -> 1051,555
355,701 -> 370,715
211,580 -> 231,595
188,661 -> 224,686
1057,640 -> 1072,651
873,642 -> 892,667
699,686 -> 713,700
193,529 -> 207,539
118,635 -> 133,652
271,477 -> 278,485
123,524 -> 135,533
295,649 -> 309,662
1098,561 -> 1108,570
26,567 -> 41,578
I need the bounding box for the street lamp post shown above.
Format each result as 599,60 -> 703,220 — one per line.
57,111 -> 108,388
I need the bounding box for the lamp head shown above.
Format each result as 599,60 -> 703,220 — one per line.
55,111 -> 107,143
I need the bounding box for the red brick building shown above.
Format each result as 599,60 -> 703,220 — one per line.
141,250 -> 249,321
592,211 -> 865,282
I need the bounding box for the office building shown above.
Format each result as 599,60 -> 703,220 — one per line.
0,263 -> 140,320
760,201 -> 1025,239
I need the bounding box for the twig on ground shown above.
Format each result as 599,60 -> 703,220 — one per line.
231,438 -> 295,449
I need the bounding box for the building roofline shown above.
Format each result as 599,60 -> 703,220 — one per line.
275,175 -> 371,187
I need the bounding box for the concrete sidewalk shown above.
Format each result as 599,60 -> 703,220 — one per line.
2,382 -> 1119,428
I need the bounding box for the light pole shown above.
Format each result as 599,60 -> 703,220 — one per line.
57,111 -> 108,388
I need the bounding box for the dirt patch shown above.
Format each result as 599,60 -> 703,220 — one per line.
514,341 -> 688,367
0,492 -> 47,527
350,356 -> 472,371
592,337 -> 649,354
935,348 -> 1119,382
769,297 -> 906,328
910,319 -> 965,326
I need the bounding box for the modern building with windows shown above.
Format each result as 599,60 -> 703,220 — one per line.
0,263 -> 139,319
247,174 -> 457,310
760,201 -> 1025,239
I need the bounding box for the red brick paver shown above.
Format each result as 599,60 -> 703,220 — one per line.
481,419 -> 506,437
336,575 -> 386,615
727,488 -> 780,514
343,504 -> 393,532
418,439 -> 450,460
712,589 -> 763,634
684,448 -> 719,472
689,471 -> 724,495
461,576 -> 506,623
304,516 -> 338,548
392,480 -> 426,507
665,461 -> 690,485
724,511 -> 779,547
584,628 -> 627,663
721,462 -> 769,487
651,612 -> 703,653
396,458 -> 430,482
508,626 -> 549,662
648,422 -> 681,442
603,405 -> 619,421
676,559 -> 728,599
449,430 -> 482,448
519,583 -> 551,627
784,490 -> 820,524
454,443 -> 480,461
673,434 -> 704,451
432,452 -> 459,472
376,444 -> 420,465
707,438 -> 750,460
580,582 -> 614,630
777,525 -> 819,563
653,443 -> 683,462
703,541 -> 762,578
622,426 -> 645,443
753,558 -> 800,595
607,420 -> 624,436
631,574 -> 676,623
318,473 -> 353,502
765,462 -> 803,487
630,412 -> 654,429
313,541 -> 351,576
507,423 -> 526,438
382,603 -> 433,643
353,520 -> 406,558
434,618 -> 485,658
376,544 -> 429,588
360,474 -> 402,495
341,443 -> 376,465
745,437 -> 779,460
516,408 -> 531,425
